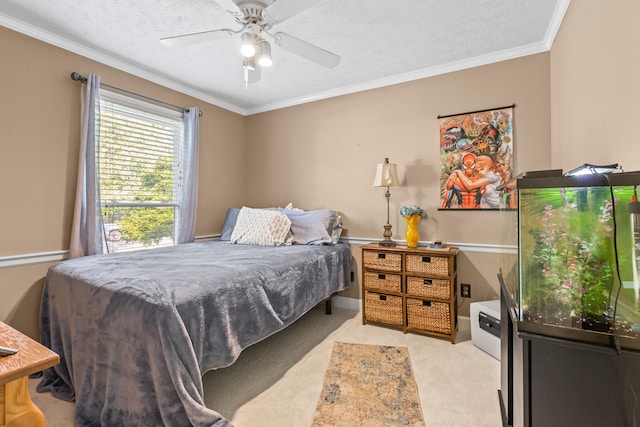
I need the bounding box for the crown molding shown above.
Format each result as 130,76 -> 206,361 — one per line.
544,0 -> 571,50
244,41 -> 552,115
246,0 -> 570,115
0,13 -> 246,116
2,0 -> 569,117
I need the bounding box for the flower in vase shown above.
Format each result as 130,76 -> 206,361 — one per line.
400,205 -> 427,218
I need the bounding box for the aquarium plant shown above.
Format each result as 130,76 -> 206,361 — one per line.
525,187 -> 615,330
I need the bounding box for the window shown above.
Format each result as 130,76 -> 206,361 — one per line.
97,90 -> 185,253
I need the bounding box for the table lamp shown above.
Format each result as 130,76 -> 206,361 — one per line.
372,158 -> 400,247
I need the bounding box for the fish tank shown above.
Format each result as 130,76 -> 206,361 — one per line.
500,169 -> 640,351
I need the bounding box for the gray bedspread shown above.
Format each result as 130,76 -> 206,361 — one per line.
37,241 -> 351,426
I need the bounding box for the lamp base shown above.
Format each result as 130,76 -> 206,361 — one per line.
379,223 -> 396,247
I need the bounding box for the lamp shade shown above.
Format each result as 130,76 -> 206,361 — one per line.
240,32 -> 256,57
372,158 -> 399,187
258,40 -> 273,67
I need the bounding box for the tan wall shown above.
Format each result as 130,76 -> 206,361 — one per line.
246,55 -> 551,244
245,54 -> 552,313
0,263 -> 57,339
0,27 -> 247,336
550,0 -> 640,172
7,0 -> 634,336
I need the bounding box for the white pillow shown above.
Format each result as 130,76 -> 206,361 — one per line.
230,207 -> 292,246
284,202 -> 304,212
279,208 -> 342,245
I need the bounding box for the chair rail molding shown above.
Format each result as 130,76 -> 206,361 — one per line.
339,236 -> 516,254
1,237 -> 515,269
0,250 -> 69,269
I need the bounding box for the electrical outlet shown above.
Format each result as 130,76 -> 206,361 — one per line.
461,283 -> 471,298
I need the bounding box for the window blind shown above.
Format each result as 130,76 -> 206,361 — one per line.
97,90 -> 185,251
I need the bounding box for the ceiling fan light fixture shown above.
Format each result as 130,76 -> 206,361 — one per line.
242,56 -> 256,71
162,0 -> 342,85
258,40 -> 272,67
243,57 -> 260,88
240,32 -> 256,57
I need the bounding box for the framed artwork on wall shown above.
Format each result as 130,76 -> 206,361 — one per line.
438,105 -> 515,210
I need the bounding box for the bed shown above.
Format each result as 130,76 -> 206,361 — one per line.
36,231 -> 351,426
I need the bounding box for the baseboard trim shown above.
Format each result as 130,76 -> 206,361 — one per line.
333,296 -> 362,311
194,234 -> 220,242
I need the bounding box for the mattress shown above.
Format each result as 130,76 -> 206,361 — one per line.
37,240 -> 351,426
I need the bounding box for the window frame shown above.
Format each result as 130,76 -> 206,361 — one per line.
96,89 -> 186,252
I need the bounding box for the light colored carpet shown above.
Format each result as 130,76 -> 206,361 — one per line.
311,342 -> 424,426
29,306 -> 502,426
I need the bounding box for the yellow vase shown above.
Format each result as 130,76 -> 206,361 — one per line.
405,214 -> 421,248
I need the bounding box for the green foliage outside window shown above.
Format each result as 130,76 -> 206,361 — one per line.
117,157 -> 175,245
99,103 -> 180,249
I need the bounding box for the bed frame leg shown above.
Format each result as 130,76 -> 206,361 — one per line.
325,298 -> 332,315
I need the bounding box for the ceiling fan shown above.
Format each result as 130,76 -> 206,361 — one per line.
160,0 -> 341,85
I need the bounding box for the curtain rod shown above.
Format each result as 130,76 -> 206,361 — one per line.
437,103 -> 515,119
70,72 -> 203,117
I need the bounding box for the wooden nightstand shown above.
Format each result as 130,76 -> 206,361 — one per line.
361,243 -> 460,343
0,322 -> 59,426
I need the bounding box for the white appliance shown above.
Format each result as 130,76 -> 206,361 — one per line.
470,299 -> 501,360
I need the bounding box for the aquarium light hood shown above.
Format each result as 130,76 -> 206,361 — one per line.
564,163 -> 622,176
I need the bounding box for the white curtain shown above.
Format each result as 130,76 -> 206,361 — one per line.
69,74 -> 103,258
177,107 -> 200,244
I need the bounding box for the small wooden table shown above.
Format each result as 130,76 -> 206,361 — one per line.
0,322 -> 59,427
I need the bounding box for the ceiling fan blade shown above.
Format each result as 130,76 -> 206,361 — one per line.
272,32 -> 340,69
263,0 -> 318,24
160,29 -> 234,47
213,0 -> 243,17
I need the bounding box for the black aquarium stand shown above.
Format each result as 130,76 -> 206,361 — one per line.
499,279 -> 640,427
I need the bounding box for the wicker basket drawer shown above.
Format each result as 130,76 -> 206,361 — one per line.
406,254 -> 449,276
364,291 -> 403,327
406,276 -> 450,299
364,271 -> 402,293
406,298 -> 451,334
362,250 -> 402,272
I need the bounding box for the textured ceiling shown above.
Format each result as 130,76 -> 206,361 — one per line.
0,0 -> 569,115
